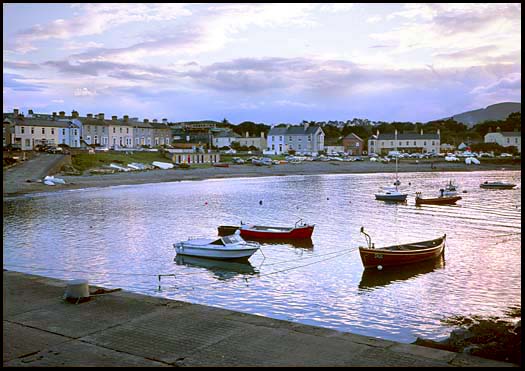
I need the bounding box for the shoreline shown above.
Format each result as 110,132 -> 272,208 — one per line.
3,160 -> 521,197
3,270 -> 515,367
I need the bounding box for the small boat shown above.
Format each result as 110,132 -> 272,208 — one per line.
375,185 -> 408,202
480,181 -> 517,190
239,219 -> 315,239
358,227 -> 446,270
152,161 -> 174,170
213,163 -> 229,168
441,180 -> 459,196
174,233 -> 260,260
218,225 -> 240,236
415,192 -> 462,205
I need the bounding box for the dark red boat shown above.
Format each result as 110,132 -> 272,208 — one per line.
358,227 -> 446,270
415,192 -> 462,205
239,219 -> 315,239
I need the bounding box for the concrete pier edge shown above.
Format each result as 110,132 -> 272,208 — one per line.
3,270 -> 517,367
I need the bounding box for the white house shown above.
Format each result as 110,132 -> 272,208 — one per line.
484,131 -> 521,153
368,129 -> 440,155
212,130 -> 242,148
266,124 -> 324,155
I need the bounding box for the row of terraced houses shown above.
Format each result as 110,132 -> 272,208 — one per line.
3,110 -> 173,151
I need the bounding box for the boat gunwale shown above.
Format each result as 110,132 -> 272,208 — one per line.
358,236 -> 445,254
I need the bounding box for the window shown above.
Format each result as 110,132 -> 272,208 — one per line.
51,128 -> 54,135
113,127 -> 116,133
94,135 -> 98,144
62,129 -> 66,135
42,128 -> 45,134
308,136 -> 311,142
432,141 -> 435,145
74,129 -> 78,136
390,141 -> 393,146
31,127 -> 34,134
399,141 -> 402,146
119,127 -> 122,133
103,137 -> 108,145
413,141 -> 417,145
298,137 -> 302,142
298,144 -> 302,150
406,141 -> 409,145
126,128 -> 129,134
165,138 -> 170,145
515,138 -> 518,144
370,140 -> 374,145
424,141 -> 427,145
86,136 -> 91,142
289,136 -> 292,141
102,127 -> 105,133
279,136 -> 283,141
272,144 -> 275,150
25,139 -> 30,147
507,138 -> 510,143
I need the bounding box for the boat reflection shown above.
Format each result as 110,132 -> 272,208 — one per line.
175,255 -> 259,281
358,255 -> 445,291
243,237 -> 314,249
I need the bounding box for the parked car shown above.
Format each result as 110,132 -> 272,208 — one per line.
500,153 -> 513,158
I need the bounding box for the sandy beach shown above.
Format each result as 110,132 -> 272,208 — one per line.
3,159 -> 520,197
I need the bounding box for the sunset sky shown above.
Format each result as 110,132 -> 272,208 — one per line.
3,3 -> 521,123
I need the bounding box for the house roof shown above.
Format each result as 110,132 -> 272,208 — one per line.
268,125 -> 322,136
213,131 -> 241,138
9,117 -> 78,128
372,132 -> 439,140
499,131 -> 521,137
343,133 -> 363,141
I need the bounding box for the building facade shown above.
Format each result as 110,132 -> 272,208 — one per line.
213,130 -> 242,148
342,133 -> 364,155
266,124 -> 324,155
484,131 -> 521,153
237,132 -> 267,150
368,129 -> 440,155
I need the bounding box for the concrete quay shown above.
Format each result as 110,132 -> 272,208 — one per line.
3,271 -> 516,367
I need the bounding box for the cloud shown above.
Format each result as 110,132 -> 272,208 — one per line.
5,3 -> 192,53
471,73 -> 521,94
4,73 -> 46,91
3,60 -> 41,70
74,87 -> 97,97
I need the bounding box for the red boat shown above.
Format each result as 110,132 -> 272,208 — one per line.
239,219 -> 315,239
415,192 -> 461,205
358,227 -> 446,270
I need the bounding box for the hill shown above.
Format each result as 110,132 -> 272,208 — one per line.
445,102 -> 521,126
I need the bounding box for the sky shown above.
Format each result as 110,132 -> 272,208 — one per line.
3,3 -> 521,124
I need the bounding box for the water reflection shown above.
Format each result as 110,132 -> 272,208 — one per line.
174,255 -> 259,281
358,255 -> 446,291
245,237 -> 314,249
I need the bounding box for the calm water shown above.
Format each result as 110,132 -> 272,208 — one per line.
3,170 -> 521,343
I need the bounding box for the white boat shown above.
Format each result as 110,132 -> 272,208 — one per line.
152,161 -> 174,170
375,185 -> 408,202
174,233 -> 260,260
441,180 -> 459,196
109,163 -> 131,172
43,175 -> 66,185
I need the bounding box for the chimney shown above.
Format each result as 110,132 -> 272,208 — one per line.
245,132 -> 249,138
123,115 -> 129,122
112,115 -> 117,121
496,126 -> 501,132
13,108 -> 19,117
144,119 -> 149,123
286,124 -> 291,129
98,113 -> 105,120
153,119 -> 158,123
87,113 -> 93,118
28,109 -> 34,116
420,128 -> 424,135
304,122 -> 309,130
260,131 -> 265,138
52,112 -> 57,118
376,129 -> 379,136
162,118 -> 167,123
71,110 -> 79,118
437,129 -> 440,137
59,111 -> 65,117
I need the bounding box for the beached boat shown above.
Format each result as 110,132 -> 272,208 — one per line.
479,181 -> 516,190
152,161 -> 174,170
174,233 -> 260,260
358,227 -> 446,270
415,192 -> 462,205
239,219 -> 315,239
213,163 -> 229,168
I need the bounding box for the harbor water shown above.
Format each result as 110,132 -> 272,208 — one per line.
3,170 -> 521,343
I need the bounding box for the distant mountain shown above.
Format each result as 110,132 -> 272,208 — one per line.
444,102 -> 521,126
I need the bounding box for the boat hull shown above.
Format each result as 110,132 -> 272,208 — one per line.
375,194 -> 407,202
240,225 -> 314,239
480,183 -> 516,190
416,196 -> 461,205
359,239 -> 445,269
174,244 -> 259,260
